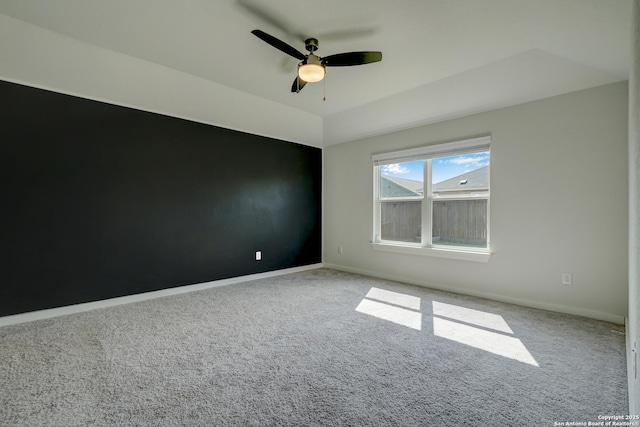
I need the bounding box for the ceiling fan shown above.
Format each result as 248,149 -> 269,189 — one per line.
251,29 -> 382,93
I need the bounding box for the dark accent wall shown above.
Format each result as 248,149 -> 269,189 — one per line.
0,80 -> 321,317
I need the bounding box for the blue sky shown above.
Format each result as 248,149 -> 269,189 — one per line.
381,152 -> 489,184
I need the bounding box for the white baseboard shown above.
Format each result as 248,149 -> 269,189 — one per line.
324,263 -> 625,325
3,262 -> 624,327
0,263 -> 324,327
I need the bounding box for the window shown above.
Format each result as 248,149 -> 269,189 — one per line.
372,136 -> 491,262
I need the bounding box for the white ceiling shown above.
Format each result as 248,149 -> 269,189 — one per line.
0,0 -> 632,146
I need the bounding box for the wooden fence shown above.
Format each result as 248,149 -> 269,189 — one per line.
381,201 -> 422,243
381,199 -> 487,247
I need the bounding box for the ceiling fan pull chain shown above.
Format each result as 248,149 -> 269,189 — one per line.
323,78 -> 326,102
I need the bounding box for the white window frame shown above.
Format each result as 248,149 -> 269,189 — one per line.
371,136 -> 491,263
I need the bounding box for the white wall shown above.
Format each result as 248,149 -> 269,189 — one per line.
628,0 -> 640,415
324,81 -> 628,323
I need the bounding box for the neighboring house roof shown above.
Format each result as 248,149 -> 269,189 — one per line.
433,166 -> 489,192
380,176 -> 422,197
381,166 -> 488,196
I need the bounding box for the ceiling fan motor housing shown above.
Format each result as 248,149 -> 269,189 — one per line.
304,38 -> 319,52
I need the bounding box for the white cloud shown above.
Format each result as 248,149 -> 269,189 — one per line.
382,164 -> 409,174
444,154 -> 489,168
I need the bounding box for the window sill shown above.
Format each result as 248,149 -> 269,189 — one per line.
370,242 -> 491,263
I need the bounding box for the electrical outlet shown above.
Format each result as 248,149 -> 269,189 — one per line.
338,246 -> 344,255
561,273 -> 572,285
255,251 -> 262,261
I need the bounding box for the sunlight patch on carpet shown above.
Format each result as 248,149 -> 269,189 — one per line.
432,301 -> 513,334
432,302 -> 539,367
364,287 -> 421,310
354,289 -> 539,366
356,288 -> 422,330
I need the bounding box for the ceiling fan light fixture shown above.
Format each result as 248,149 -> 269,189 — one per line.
298,63 -> 325,83
251,30 -> 382,93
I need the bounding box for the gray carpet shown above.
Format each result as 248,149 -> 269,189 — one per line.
0,269 -> 628,426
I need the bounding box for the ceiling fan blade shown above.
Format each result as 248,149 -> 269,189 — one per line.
322,51 -> 382,67
237,1 -> 307,41
291,76 -> 307,93
251,29 -> 306,61
238,1 -> 290,35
